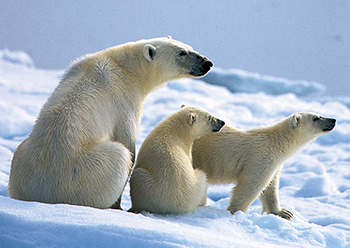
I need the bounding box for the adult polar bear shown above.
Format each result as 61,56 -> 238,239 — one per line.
192,113 -> 336,219
8,37 -> 213,209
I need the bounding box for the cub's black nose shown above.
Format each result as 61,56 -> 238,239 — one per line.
218,119 -> 225,128
213,119 -> 225,132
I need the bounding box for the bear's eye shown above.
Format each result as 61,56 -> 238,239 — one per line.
313,116 -> 320,122
208,116 -> 212,122
179,51 -> 187,56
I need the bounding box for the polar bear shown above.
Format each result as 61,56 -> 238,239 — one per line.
192,113 -> 336,219
8,37 -> 213,209
129,106 -> 225,214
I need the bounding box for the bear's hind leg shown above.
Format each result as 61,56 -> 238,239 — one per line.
227,177 -> 267,215
129,167 -> 156,213
75,141 -> 132,209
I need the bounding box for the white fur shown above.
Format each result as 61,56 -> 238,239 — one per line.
130,106 -> 224,214
192,112 -> 336,219
8,37 -> 212,208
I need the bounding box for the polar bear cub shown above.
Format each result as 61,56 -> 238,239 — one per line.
8,37 -> 213,209
192,112 -> 336,219
130,106 -> 225,214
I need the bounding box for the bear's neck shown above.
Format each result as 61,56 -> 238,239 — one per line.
161,120 -> 194,154
105,45 -> 166,98
265,119 -> 312,160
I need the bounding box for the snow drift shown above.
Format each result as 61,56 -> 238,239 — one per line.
1,50 -> 350,247
201,67 -> 326,97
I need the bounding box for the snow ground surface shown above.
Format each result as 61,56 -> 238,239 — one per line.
1,50 -> 350,247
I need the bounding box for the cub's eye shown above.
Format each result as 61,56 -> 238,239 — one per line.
179,51 -> 187,56
313,117 -> 320,122
208,116 -> 212,122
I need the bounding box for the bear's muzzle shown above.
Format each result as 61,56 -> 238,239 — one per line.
189,54 -> 213,77
322,118 -> 336,131
212,118 -> 225,132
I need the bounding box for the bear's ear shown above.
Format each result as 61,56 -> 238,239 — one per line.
292,113 -> 302,127
181,104 -> 186,109
189,113 -> 196,125
143,44 -> 156,62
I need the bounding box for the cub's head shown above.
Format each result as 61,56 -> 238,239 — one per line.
142,37 -> 213,81
180,105 -> 225,140
290,112 -> 336,140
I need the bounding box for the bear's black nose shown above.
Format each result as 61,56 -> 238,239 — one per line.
322,118 -> 336,131
203,60 -> 213,72
213,119 -> 225,132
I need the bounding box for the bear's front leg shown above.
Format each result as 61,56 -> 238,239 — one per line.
259,171 -> 293,220
194,168 -> 208,207
110,143 -> 136,210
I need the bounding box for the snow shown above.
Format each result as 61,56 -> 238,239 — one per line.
1,50 -> 350,247
201,67 -> 326,97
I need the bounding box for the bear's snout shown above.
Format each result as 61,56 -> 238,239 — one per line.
212,118 -> 225,132
202,60 -> 213,73
322,118 -> 336,131
189,60 -> 213,77
189,52 -> 213,77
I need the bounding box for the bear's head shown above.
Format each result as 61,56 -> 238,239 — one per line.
142,37 -> 213,81
180,105 -> 225,140
290,112 -> 336,140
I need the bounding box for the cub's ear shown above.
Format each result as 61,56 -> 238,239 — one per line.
181,104 -> 186,109
292,113 -> 302,127
189,113 -> 196,125
143,44 -> 156,62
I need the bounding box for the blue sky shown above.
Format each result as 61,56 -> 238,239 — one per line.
1,0 -> 349,96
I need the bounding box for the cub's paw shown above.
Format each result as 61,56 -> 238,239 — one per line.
276,208 -> 293,220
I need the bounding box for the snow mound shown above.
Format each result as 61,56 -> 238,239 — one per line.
0,101 -> 36,139
0,49 -> 34,68
201,67 -> 326,97
294,176 -> 336,198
